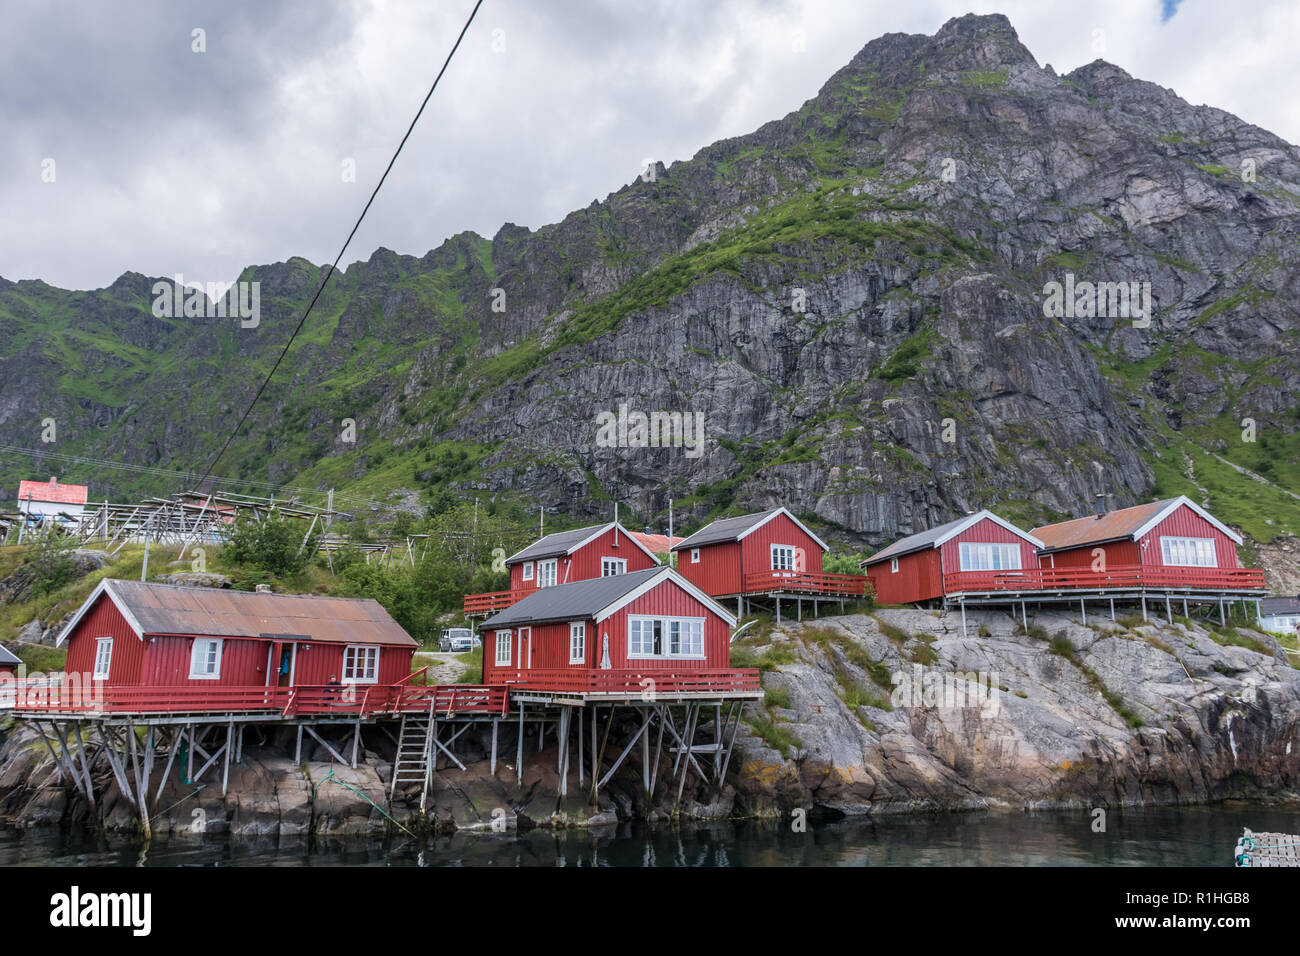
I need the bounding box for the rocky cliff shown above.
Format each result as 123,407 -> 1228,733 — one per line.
1,13 -> 1297,575
1,607 -> 1295,835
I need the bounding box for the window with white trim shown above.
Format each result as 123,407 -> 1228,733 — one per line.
495,630 -> 512,666
771,545 -> 796,571
1160,536 -> 1217,567
890,558 -> 899,573
93,637 -> 113,680
569,622 -> 586,664
690,548 -> 700,564
189,638 -> 223,679
601,557 -> 626,576
538,559 -> 557,588
628,615 -> 705,659
343,645 -> 379,683
958,542 -> 1021,572
522,561 -> 533,581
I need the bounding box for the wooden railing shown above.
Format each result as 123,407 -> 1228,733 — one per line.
490,667 -> 761,696
463,588 -> 531,615
742,570 -> 869,597
943,565 -> 1268,596
0,680 -> 509,717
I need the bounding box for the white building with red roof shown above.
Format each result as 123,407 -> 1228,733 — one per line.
16,476 -> 89,522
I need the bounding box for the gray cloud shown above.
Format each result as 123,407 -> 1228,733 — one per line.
1,0 -> 1296,290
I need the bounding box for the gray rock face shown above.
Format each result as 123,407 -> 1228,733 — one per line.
729,609 -> 1300,814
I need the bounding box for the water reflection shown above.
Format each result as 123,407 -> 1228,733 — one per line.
1,804 -> 1296,867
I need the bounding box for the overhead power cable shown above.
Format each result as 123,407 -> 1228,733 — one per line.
193,0 -> 486,490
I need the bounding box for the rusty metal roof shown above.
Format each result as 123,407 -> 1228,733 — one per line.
97,579 -> 417,647
1031,498 -> 1177,552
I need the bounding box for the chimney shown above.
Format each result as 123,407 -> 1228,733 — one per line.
49,477 -> 57,487
255,584 -> 272,594
1094,494 -> 1106,519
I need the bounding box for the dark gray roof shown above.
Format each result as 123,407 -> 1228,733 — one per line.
673,510 -> 780,550
481,567 -> 664,629
507,523 -> 610,563
862,514 -> 974,565
0,644 -> 21,666
1261,596 -> 1300,616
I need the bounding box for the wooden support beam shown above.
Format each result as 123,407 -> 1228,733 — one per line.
96,724 -> 136,809
302,725 -> 348,766
221,721 -> 234,797
156,728 -> 184,803
597,711 -> 655,790
674,704 -> 699,810
490,718 -> 499,775
717,702 -> 745,787
71,722 -> 96,809
516,703 -> 525,786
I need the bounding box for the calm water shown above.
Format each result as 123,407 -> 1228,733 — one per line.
1,804 -> 1295,866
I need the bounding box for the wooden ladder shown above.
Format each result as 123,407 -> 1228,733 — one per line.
390,700 -> 437,813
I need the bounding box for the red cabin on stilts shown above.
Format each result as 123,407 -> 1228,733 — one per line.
862,510 -> 1042,605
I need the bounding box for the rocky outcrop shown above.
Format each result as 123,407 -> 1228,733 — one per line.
730,609 -> 1300,815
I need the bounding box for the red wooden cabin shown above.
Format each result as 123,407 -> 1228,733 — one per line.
0,644 -> 19,676
465,521 -> 661,615
1028,496 -> 1258,589
670,507 -> 865,604
55,579 -> 417,695
862,510 -> 1042,605
479,566 -> 757,697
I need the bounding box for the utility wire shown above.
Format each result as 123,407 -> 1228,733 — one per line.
194,0 -> 485,490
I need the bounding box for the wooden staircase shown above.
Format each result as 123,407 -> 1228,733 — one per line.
390,702 -> 436,812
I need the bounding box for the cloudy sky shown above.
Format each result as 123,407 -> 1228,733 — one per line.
2,0 -> 1297,291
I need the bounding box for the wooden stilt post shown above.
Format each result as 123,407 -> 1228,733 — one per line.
1110,598 -> 1115,621
1183,597 -> 1189,619
516,703 -> 525,786
1021,601 -> 1027,630
1165,595 -> 1173,624
674,704 -> 698,811
72,722 -> 96,809
648,704 -> 666,796
577,708 -> 585,786
294,724 -> 303,764
1080,598 -> 1086,626
960,601 -> 967,637
776,597 -> 781,624
1141,596 -> 1147,622
490,718 -> 499,775
1219,600 -> 1226,626
221,721 -> 234,796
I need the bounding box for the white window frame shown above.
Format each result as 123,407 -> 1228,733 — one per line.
189,638 -> 223,680
342,644 -> 379,684
601,557 -> 627,576
958,542 -> 1022,572
521,561 -> 533,581
495,630 -> 512,666
771,544 -> 796,571
690,548 -> 700,564
1160,536 -> 1217,568
537,558 -> 558,588
93,637 -> 113,680
890,557 -> 899,573
569,622 -> 586,664
627,615 -> 706,660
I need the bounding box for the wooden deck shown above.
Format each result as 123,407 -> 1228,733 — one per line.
490,667 -> 762,702
0,679 -> 510,719
740,569 -> 869,597
943,565 -> 1266,598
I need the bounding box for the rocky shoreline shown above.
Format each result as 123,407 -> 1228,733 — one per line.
1,608 -> 1297,838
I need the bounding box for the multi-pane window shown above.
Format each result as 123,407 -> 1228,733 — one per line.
343,645 -> 378,683
958,542 -> 1021,572
189,638 -> 223,679
93,637 -> 113,680
601,557 -> 626,576
495,630 -> 512,666
690,549 -> 700,564
1160,536 -> 1216,567
890,558 -> 899,573
569,622 -> 586,663
522,562 -> 533,581
629,616 -> 705,658
771,545 -> 795,571
538,559 -> 557,587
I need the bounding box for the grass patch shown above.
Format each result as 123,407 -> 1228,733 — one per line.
1205,626 -> 1271,656
745,715 -> 801,759
12,643 -> 67,674
764,687 -> 791,710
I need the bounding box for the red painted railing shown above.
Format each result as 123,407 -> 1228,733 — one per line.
943,564 -> 1267,596
463,588 -> 531,615
742,570 -> 869,597
0,680 -> 509,717
490,667 -> 761,696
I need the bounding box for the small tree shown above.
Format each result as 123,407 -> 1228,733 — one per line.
222,514 -> 317,577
